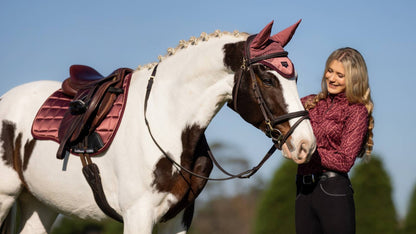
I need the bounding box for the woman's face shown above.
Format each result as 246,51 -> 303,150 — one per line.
325,60 -> 346,95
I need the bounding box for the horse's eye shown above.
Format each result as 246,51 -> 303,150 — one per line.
261,77 -> 274,86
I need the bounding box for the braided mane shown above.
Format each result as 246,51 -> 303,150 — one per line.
136,30 -> 248,70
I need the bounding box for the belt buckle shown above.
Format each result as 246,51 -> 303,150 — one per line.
302,174 -> 315,185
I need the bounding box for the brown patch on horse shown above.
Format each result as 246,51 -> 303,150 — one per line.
1,120 -> 16,167
152,125 -> 213,229
223,41 -> 245,72
232,64 -> 289,130
255,66 -> 288,117
1,120 -> 36,188
23,138 -> 36,170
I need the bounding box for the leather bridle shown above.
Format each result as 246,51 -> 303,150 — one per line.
229,35 -> 309,150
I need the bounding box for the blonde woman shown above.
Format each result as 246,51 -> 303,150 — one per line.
296,47 -> 374,234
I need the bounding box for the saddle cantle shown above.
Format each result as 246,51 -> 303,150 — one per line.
31,65 -> 133,159
62,65 -> 105,96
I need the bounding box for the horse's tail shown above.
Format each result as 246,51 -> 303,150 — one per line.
0,202 -> 17,234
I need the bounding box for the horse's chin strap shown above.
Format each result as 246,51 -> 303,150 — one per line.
144,64 -> 277,181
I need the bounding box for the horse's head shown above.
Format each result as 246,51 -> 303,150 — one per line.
224,20 -> 316,164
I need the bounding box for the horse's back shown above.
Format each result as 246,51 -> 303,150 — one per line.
0,80 -> 60,131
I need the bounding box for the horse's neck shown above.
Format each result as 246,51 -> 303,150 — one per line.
148,35 -> 245,130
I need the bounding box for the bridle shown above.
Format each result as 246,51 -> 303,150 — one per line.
143,35 -> 309,181
229,35 -> 309,150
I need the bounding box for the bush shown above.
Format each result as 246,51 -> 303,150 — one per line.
402,182 -> 416,234
254,159 -> 297,234
351,156 -> 398,234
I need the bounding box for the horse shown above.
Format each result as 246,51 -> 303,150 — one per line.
0,20 -> 316,233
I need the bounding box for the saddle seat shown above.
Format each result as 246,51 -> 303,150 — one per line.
57,65 -> 133,159
62,65 -> 105,97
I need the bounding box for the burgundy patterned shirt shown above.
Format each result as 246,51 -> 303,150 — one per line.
298,93 -> 369,175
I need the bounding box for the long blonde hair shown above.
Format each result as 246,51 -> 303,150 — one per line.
304,47 -> 374,159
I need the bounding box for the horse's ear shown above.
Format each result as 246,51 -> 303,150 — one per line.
251,21 -> 274,49
271,19 -> 301,47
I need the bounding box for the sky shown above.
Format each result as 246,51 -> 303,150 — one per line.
1,0 -> 415,218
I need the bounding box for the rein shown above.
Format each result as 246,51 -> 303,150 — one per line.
144,65 -> 277,181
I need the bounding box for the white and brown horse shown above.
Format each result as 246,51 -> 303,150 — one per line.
0,21 -> 315,233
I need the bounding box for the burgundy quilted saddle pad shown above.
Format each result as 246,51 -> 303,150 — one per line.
31,73 -> 132,156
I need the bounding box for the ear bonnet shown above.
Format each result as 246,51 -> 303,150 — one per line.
249,20 -> 301,78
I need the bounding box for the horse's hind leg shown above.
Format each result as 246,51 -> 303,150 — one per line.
0,196 -> 20,234
0,188 -> 21,226
17,191 -> 58,234
0,160 -> 23,229
15,191 -> 58,234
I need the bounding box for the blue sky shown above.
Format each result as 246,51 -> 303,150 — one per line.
1,0 -> 415,218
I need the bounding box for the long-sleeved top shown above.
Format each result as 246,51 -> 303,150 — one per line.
298,92 -> 369,175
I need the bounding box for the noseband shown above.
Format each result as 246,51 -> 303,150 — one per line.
230,35 -> 309,150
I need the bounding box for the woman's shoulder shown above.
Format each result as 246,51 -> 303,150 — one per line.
301,94 -> 317,105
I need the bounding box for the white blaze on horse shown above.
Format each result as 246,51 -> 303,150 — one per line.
0,20 -> 315,234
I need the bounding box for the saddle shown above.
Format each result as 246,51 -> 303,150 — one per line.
56,65 -> 133,159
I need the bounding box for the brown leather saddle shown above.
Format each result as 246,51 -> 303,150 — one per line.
56,65 -> 133,159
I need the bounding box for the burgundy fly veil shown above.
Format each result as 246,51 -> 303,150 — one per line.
249,20 -> 301,78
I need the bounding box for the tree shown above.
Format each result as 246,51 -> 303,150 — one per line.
402,182 -> 416,234
350,155 -> 398,234
253,159 -> 297,234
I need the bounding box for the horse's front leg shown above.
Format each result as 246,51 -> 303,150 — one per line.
122,189 -> 179,234
155,208 -> 189,234
122,197 -> 157,234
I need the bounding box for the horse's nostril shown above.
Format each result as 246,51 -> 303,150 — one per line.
301,143 -> 307,153
296,140 -> 310,162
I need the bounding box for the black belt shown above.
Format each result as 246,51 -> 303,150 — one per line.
297,171 -> 348,185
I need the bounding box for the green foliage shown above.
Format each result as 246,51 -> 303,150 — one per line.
253,159 -> 297,234
351,156 -> 398,234
51,216 -> 123,234
403,182 -> 416,234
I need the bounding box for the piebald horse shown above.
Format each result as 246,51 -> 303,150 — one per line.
0,21 -> 315,233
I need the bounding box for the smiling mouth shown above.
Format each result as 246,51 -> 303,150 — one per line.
328,82 -> 339,88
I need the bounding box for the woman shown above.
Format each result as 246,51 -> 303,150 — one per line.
295,47 -> 374,234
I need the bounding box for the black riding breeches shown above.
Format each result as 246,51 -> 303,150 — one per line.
295,173 -> 355,234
